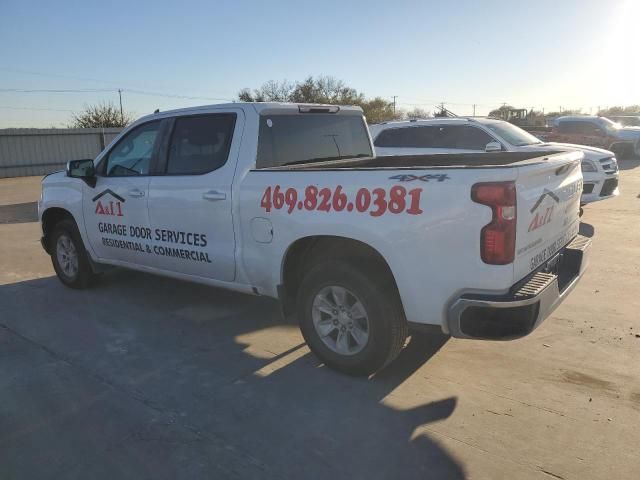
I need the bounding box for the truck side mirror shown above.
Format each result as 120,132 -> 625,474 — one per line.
66,159 -> 97,187
485,141 -> 502,152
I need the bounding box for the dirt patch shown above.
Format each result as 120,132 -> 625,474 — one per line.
561,370 -> 617,393
629,392 -> 640,407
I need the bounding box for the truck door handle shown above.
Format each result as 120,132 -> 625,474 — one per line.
128,188 -> 145,198
203,190 -> 226,201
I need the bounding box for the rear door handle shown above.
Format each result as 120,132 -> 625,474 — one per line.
203,190 -> 226,201
128,188 -> 145,198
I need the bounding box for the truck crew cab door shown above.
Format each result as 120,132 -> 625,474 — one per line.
82,120 -> 162,265
147,111 -> 242,282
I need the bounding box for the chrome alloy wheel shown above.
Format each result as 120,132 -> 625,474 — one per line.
311,286 -> 370,355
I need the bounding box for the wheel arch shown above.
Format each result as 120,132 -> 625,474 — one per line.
279,235 -> 402,317
41,207 -> 77,254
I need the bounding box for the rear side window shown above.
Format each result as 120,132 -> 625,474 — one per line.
557,121 -> 598,135
374,126 -> 434,148
374,125 -> 494,150
166,114 -> 236,175
256,114 -> 372,168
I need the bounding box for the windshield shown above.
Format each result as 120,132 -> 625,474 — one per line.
483,121 -> 543,146
256,114 -> 373,168
599,117 -> 623,129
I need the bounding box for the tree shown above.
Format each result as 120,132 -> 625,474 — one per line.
544,109 -> 582,118
238,80 -> 294,103
401,107 -> 431,120
598,105 -> 640,116
237,76 -> 400,123
69,102 -> 133,128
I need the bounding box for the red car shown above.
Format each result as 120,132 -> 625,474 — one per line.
538,116 -> 640,158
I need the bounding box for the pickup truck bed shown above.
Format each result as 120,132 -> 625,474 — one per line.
263,151 -> 565,170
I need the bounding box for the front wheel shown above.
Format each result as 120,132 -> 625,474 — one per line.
50,219 -> 96,289
297,260 -> 408,376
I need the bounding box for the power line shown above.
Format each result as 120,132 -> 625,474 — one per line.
124,88 -> 232,102
0,87 -> 234,102
0,88 -> 114,93
0,67 -> 134,88
0,67 -> 236,101
0,105 -> 75,112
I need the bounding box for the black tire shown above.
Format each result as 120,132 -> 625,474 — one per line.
297,260 -> 408,376
611,143 -> 633,159
50,218 -> 96,289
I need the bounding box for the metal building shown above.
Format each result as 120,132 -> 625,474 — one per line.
0,128 -> 122,178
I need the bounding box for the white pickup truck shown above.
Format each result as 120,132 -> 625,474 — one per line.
39,102 -> 591,375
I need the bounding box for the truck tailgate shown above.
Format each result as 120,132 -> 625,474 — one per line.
514,151 -> 583,282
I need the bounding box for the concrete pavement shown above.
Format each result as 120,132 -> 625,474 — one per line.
1,165 -> 639,479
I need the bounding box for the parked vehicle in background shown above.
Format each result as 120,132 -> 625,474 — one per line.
369,118 -> 619,204
606,115 -> 640,127
39,102 -> 591,376
540,116 -> 640,159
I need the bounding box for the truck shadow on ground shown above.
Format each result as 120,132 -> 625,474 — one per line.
0,269 -> 465,479
0,201 -> 38,224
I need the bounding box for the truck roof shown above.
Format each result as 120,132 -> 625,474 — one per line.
369,117 -> 506,129
135,102 -> 364,124
555,115 -> 600,122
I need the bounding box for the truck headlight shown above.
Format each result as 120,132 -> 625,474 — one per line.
581,160 -> 597,173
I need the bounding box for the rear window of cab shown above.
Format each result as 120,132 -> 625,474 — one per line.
256,114 -> 372,168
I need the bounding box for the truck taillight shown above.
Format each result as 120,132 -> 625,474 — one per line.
471,182 -> 517,265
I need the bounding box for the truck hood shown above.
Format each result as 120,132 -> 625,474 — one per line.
42,170 -> 66,184
517,143 -> 613,160
615,127 -> 640,140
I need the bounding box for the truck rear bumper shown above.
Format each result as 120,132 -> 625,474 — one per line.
446,232 -> 591,340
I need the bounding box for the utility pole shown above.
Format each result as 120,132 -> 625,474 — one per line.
472,104 -> 476,116
118,89 -> 123,124
392,96 -> 397,114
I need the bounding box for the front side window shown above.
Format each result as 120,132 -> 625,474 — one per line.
483,121 -> 542,146
557,121 -> 583,134
104,121 -> 161,176
166,114 -> 236,175
448,126 -> 495,150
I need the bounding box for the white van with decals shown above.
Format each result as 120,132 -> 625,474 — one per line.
39,103 -> 591,375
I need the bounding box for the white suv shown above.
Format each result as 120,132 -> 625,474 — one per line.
369,118 -> 619,204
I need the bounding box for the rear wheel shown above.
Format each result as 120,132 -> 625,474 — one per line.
297,260 -> 407,376
50,219 -> 96,289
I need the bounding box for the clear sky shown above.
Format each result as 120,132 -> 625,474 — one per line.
0,0 -> 637,127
